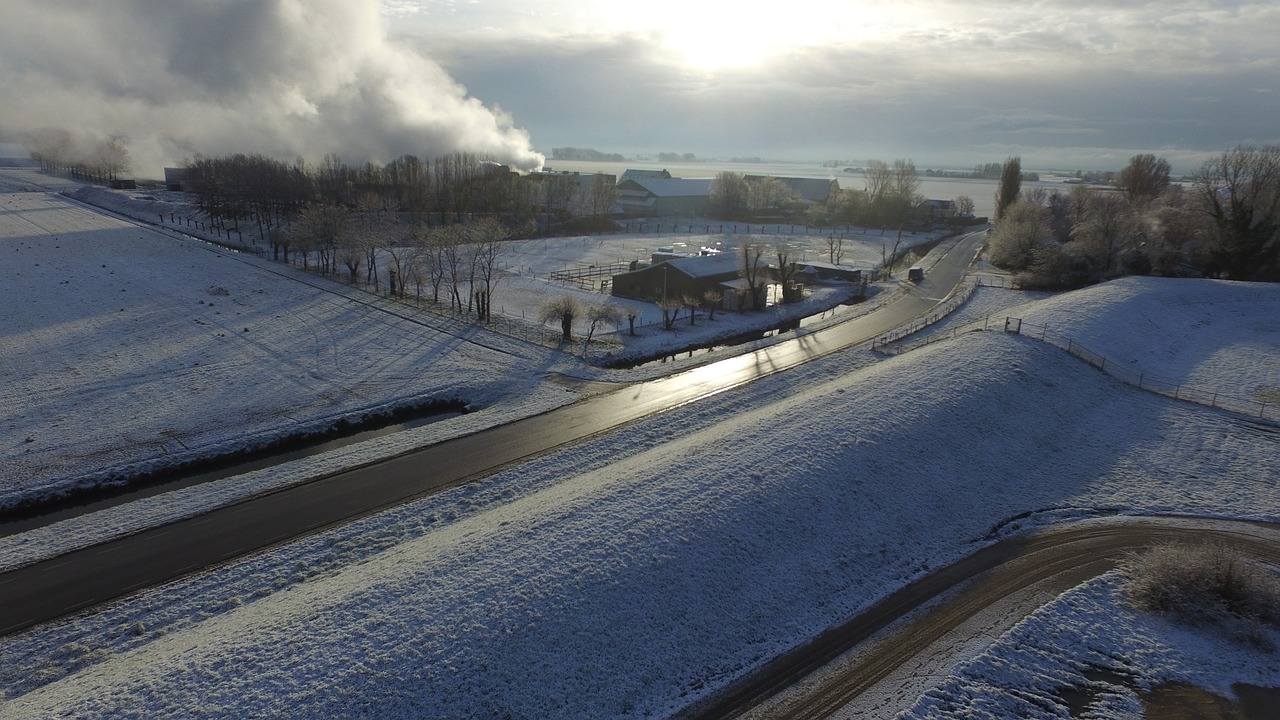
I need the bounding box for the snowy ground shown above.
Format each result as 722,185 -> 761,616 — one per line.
65,179 -> 948,360
1,171 -> 949,509
2,271 -> 1279,716
0,188 -> 578,509
3,170 -> 1279,718
902,569 -> 1280,718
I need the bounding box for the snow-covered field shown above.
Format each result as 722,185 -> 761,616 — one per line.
1,174 -> 946,508
0,189 -> 578,509
2,172 -> 1279,718
66,179 -> 946,357
904,570 -> 1280,718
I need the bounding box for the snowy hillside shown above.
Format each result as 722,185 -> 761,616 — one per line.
2,275 -> 1277,718
3,168 -> 1278,717
0,191 -> 574,508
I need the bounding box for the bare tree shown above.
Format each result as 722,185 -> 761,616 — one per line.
1193,145 -> 1280,280
996,156 -> 1022,220
1119,153 -> 1171,208
294,202 -> 348,275
864,159 -> 920,229
413,226 -> 449,303
776,242 -> 801,303
954,195 -> 975,217
988,199 -> 1052,271
863,160 -> 893,207
540,174 -> 577,219
882,234 -> 905,277
701,289 -> 723,320
438,225 -> 468,310
825,234 -> 845,264
740,241 -> 769,309
1148,201 -> 1211,276
583,303 -> 624,352
710,171 -> 749,219
380,219 -> 419,296
589,174 -> 619,218
468,218 -> 510,321
539,294 -> 581,342
337,230 -> 366,283
658,294 -> 682,330
1072,190 -> 1134,277
746,177 -> 797,215
681,293 -> 701,325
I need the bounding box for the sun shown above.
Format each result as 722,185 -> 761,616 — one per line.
656,8 -> 801,71
640,1 -> 911,73
660,19 -> 785,70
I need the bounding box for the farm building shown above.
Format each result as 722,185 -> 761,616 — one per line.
793,261 -> 862,284
616,178 -> 714,217
610,253 -> 779,311
744,176 -> 839,206
163,167 -> 188,191
618,168 -> 673,184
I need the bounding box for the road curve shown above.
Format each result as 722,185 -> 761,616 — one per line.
0,230 -> 987,637
679,516 -> 1280,720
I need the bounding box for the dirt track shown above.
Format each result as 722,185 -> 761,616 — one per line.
679,516 -> 1280,719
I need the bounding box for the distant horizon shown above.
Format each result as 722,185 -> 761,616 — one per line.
0,134 -> 1220,182
3,2 -> 1274,182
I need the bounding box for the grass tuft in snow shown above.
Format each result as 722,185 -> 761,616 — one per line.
1123,542 -> 1280,646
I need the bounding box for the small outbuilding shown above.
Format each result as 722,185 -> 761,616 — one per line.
611,253 -> 782,311
615,178 -> 714,217
163,167 -> 188,191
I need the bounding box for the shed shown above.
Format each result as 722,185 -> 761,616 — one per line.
795,261 -> 862,283
616,178 -> 713,217
610,253 -> 741,303
163,167 -> 188,191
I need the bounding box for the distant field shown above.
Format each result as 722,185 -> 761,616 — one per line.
0,191 -> 552,507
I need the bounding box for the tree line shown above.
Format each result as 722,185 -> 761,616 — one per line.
710,160 -> 975,232
26,129 -> 131,183
988,147 -> 1280,287
179,151 -> 623,324
181,151 -> 619,251
284,207 -> 513,322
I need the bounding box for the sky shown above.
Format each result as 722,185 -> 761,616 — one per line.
392,0 -> 1280,173
1,1 -> 1277,176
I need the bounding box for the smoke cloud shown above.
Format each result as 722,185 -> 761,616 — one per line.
0,0 -> 545,176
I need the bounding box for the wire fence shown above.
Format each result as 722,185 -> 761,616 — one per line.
974,274 -> 1022,290
613,220 -> 913,239
869,277 -> 981,348
878,313 -> 1279,423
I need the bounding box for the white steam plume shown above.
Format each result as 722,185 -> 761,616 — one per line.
0,0 -> 545,176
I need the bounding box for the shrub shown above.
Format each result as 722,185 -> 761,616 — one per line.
1124,542 -> 1280,645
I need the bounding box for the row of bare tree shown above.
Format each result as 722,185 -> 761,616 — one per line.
798,160 -> 977,230
183,152 -> 619,245
26,129 -> 130,183
988,147 -> 1280,287
282,209 -> 513,321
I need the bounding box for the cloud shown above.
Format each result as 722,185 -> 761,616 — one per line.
409,1 -> 1279,173
0,0 -> 544,176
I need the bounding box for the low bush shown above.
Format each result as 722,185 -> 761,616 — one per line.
1123,542 -> 1280,646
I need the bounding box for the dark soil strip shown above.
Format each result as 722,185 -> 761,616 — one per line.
0,399 -> 467,535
